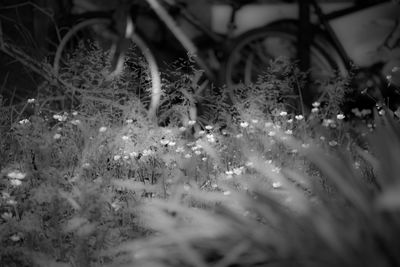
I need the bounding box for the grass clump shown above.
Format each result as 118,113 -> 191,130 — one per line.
1,42 -> 400,267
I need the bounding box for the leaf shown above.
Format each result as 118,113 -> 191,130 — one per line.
76,222 -> 97,236
29,251 -> 71,267
377,186 -> 400,210
18,212 -> 42,232
112,179 -> 158,192
59,190 -> 81,210
31,184 -> 56,204
64,217 -> 88,233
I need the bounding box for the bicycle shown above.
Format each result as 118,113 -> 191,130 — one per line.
52,0 -> 257,122
223,0 -> 400,110
53,0 -> 400,121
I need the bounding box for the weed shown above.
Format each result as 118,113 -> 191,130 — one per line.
1,40 -> 399,267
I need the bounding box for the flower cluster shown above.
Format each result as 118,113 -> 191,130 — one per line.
225,166 -> 245,179
53,113 -> 68,122
6,170 -> 26,186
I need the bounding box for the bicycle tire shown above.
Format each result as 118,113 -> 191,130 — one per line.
53,18 -> 161,119
222,22 -> 346,108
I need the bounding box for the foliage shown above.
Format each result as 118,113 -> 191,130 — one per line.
1,42 -> 400,267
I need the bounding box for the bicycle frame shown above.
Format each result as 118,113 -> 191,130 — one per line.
145,0 -> 397,80
53,0 -> 248,119
309,0 -> 392,70
144,0 -> 243,83
146,0 -> 214,79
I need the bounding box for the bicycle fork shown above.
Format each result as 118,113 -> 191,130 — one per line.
145,0 -> 216,82
111,7 -> 162,120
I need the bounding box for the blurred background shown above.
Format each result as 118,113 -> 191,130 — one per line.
0,0 -> 399,103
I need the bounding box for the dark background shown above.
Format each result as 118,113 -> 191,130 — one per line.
0,0 -> 391,104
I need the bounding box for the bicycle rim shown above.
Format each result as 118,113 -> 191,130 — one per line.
224,27 -> 340,106
53,18 -> 161,119
128,32 -> 161,119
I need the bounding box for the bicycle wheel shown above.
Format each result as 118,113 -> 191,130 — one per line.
53,18 -> 161,119
223,22 -> 346,108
